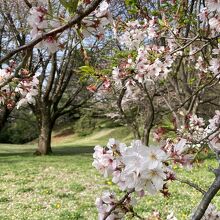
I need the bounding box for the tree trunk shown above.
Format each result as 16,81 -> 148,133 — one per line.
35,114 -> 53,155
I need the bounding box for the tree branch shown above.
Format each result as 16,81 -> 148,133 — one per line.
103,189 -> 135,220
0,0 -> 103,64
23,0 -> 32,8
176,177 -> 206,194
191,166 -> 220,220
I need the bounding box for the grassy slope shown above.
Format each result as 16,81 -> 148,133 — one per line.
0,128 -> 220,219
52,126 -> 133,147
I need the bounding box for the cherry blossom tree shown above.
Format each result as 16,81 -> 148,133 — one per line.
91,0 -> 220,219
0,0 -> 220,219
0,0 -> 109,154
26,0 -> 112,155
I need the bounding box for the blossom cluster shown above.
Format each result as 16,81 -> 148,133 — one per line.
95,191 -> 134,220
81,1 -> 112,39
93,139 -> 178,219
15,72 -> 39,109
192,44 -> 220,78
28,6 -> 60,53
134,45 -> 174,81
179,112 -> 220,154
119,20 -> 148,50
209,46 -> 220,80
209,58 -> 220,78
118,18 -> 159,50
110,47 -> 174,101
163,138 -> 194,168
0,63 -> 39,109
205,110 -> 220,153
198,0 -> 220,35
28,1 -> 113,53
112,19 -> 175,89
108,1 -> 220,94
199,1 -> 220,78
194,53 -> 220,79
207,0 -> 220,35
178,114 -> 206,148
157,111 -> 220,160
93,139 -> 170,194
93,112 -> 220,218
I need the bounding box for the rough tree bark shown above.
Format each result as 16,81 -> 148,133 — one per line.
35,113 -> 53,155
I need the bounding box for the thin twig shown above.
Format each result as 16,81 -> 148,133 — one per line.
176,177 -> 206,194
170,34 -> 199,55
161,72 -> 220,117
103,189 -> 135,220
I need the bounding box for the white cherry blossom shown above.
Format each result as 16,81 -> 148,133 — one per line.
209,58 -> 220,77
209,17 -> 220,31
207,0 -> 220,13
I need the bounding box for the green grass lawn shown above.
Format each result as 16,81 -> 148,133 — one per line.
0,131 -> 220,219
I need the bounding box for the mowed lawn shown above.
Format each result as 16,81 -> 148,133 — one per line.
0,131 -> 220,220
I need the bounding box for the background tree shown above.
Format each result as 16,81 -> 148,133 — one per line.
0,0 -> 107,154
29,40 -> 92,155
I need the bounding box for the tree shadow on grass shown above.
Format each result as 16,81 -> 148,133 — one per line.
0,145 -> 94,158
0,150 -> 34,157
53,146 -> 94,155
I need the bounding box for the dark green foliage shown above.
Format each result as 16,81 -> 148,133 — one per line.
73,111 -> 97,136
73,108 -> 123,137
99,120 -> 121,129
0,111 -> 38,144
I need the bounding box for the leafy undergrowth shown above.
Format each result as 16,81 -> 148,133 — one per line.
0,143 -> 219,219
